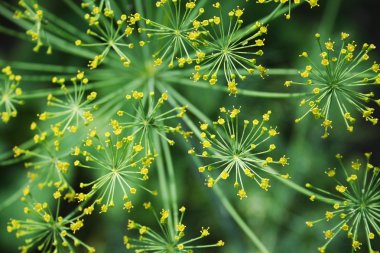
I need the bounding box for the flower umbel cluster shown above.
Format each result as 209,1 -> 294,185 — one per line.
14,0 -> 51,53
124,204 -> 224,252
189,107 -> 289,199
192,3 -> 268,95
7,192 -> 95,253
13,132 -> 74,193
1,66 -> 23,123
306,153 -> 380,253
286,32 -> 380,138
140,0 -> 204,68
38,71 -> 97,135
73,128 -> 157,213
117,90 -> 191,154
76,4 -> 140,69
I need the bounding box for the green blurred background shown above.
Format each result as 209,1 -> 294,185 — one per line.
1,0 -> 380,252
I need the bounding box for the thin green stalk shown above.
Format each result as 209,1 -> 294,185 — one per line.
273,175 -> 336,205
154,133 -> 177,239
18,77 -> 132,99
0,138 -> 36,162
213,185 -> 270,253
318,0 -> 342,35
0,60 -> 78,73
0,182 -> 27,212
63,0 -> 87,17
0,155 -> 28,166
161,68 -> 299,77
153,134 -> 170,211
0,24 -> 29,40
19,75 -> 71,82
170,78 -> 308,99
161,137 -> 179,226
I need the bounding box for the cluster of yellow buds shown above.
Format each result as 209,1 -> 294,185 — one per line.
73,127 -> 157,213
287,32 -> 379,138
7,193 -> 95,253
124,204 -> 224,251
305,153 -> 380,252
37,71 -> 97,135
191,107 -> 289,199
14,0 -> 51,53
118,91 -> 192,154
1,66 -> 23,123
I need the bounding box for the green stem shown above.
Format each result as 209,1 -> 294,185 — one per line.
318,0 -> 342,35
19,75 -> 71,82
153,134 -> 170,211
0,182 -> 27,212
213,185 -> 270,253
161,68 -> 299,77
0,24 -> 29,40
18,77 -> 132,99
161,137 -> 179,226
0,60 -> 78,73
170,78 -> 308,98
154,133 -> 176,239
273,175 -> 336,205
0,138 -> 36,162
0,155 -> 28,166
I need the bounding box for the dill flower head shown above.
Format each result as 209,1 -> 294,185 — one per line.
13,132 -> 74,193
77,4 -> 138,69
7,192 -> 95,253
286,32 -> 380,138
192,3 -> 268,95
305,153 -> 380,253
124,204 -> 224,252
37,72 -> 97,135
139,0 -> 204,68
73,128 -> 157,213
13,0 -> 51,53
117,90 -> 191,154
255,0 -> 319,20
1,66 -> 23,123
189,106 -> 289,199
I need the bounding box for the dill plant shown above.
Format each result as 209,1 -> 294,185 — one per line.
0,0 -> 379,252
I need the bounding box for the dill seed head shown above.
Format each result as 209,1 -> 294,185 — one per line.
139,0 -> 204,68
117,90 -> 191,155
1,66 -> 23,123
287,32 -> 379,138
14,0 -> 51,53
190,106 -> 289,199
306,152 -> 380,253
7,193 -> 95,253
73,127 -> 157,213
79,4 -> 139,69
38,71 -> 97,136
124,204 -> 224,252
13,133 -> 75,193
192,3 -> 268,94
